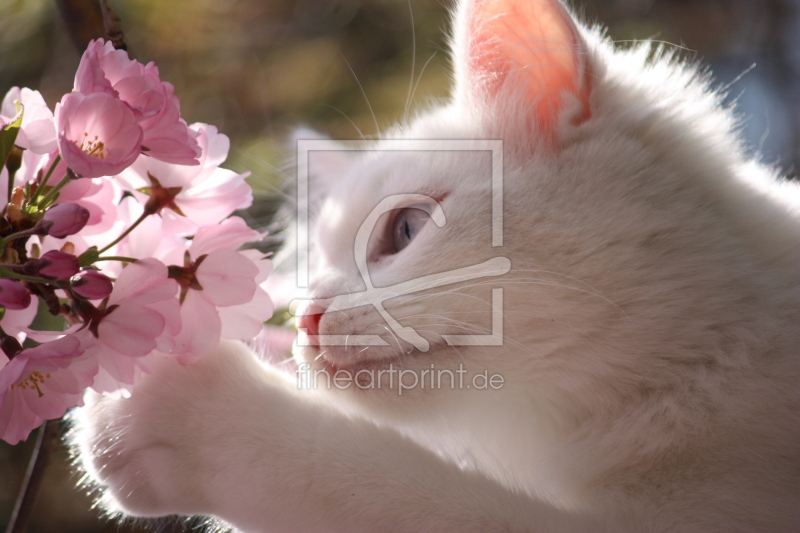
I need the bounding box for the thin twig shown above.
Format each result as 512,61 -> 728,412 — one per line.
4,419 -> 61,533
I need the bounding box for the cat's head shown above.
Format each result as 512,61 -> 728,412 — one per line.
286,0 -> 777,419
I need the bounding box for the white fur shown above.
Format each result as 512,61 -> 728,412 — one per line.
72,0 -> 800,531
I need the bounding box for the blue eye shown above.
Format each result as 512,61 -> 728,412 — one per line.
391,207 -> 429,254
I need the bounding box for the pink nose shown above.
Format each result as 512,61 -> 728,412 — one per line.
297,303 -> 326,337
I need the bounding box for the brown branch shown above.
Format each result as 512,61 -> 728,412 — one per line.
100,0 -> 127,51
53,0 -> 128,52
4,419 -> 61,533
53,0 -> 104,51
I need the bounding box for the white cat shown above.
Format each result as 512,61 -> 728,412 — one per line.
72,0 -> 800,531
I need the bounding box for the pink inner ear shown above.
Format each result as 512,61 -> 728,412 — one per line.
468,0 -> 591,133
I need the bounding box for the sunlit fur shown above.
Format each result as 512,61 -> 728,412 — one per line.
72,0 -> 800,531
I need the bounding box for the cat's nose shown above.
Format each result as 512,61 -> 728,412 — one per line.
297,303 -> 326,338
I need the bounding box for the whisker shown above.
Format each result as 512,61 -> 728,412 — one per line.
340,51 -> 380,136
379,323 -> 405,357
400,312 -> 533,355
398,275 -> 627,318
408,52 -> 438,114
323,104 -> 367,141
402,0 -> 417,125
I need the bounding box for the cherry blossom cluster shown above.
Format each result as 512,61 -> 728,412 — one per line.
0,39 -> 273,444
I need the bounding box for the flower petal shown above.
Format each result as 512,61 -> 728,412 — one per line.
196,250 -> 258,307
97,303 -> 165,356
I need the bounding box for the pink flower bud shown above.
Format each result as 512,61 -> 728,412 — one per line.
0,279 -> 32,310
42,203 -> 90,238
28,251 -> 80,280
70,269 -> 112,300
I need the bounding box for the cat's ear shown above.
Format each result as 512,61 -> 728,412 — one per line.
452,0 -> 593,144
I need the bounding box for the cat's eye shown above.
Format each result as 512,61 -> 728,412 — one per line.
391,207 -> 430,254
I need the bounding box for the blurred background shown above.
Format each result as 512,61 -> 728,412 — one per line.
1,0 -> 799,531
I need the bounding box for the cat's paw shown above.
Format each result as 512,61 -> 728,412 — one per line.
71,340 -> 252,517
72,390 -> 198,517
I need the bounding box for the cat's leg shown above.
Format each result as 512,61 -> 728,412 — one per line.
72,340 -> 599,533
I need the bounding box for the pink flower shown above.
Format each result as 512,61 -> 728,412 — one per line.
75,258 -> 180,393
74,40 -> 165,121
55,91 -> 143,178
118,123 -> 251,228
0,280 -> 31,310
168,248 -> 260,358
70,270 -> 113,300
74,39 -> 200,166
42,202 -> 90,238
102,259 -> 180,355
1,87 -> 57,154
169,218 -> 272,359
0,335 -> 96,444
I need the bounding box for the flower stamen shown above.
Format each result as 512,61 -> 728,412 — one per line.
11,371 -> 51,398
74,132 -> 106,159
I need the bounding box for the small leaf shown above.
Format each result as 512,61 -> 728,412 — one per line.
0,105 -> 24,169
78,246 -> 101,267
